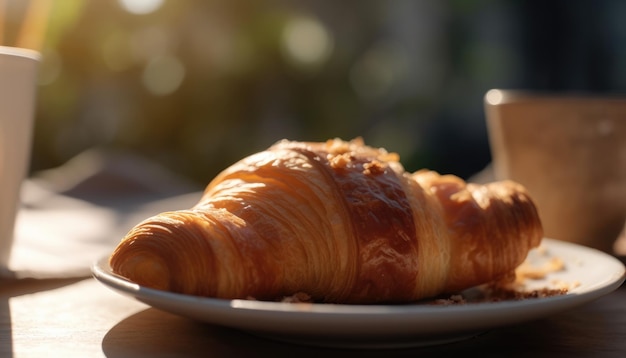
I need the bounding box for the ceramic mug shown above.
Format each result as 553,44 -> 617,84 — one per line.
0,46 -> 40,271
484,89 -> 626,254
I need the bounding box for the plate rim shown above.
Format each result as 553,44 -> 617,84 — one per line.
91,238 -> 625,345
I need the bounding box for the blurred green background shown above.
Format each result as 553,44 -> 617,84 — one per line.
4,0 -> 625,185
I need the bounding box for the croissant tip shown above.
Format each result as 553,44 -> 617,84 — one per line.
111,253 -> 171,291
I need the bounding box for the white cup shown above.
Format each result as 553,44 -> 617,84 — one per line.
484,89 -> 626,254
0,46 -> 40,270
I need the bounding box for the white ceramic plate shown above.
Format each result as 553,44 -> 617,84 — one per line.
92,238 -> 625,349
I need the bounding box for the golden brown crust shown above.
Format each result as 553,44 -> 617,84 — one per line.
413,170 -> 544,292
109,138 -> 543,303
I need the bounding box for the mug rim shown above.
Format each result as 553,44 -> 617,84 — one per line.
0,45 -> 41,61
485,88 -> 626,106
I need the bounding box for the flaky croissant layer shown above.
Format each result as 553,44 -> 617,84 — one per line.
110,138 -> 543,303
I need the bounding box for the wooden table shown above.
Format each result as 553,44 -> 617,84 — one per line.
1,272 -> 625,358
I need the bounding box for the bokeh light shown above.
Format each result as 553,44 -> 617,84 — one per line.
141,54 -> 185,96
350,41 -> 407,100
117,0 -> 165,15
281,16 -> 334,71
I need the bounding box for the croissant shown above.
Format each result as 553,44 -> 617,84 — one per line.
109,138 -> 543,304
